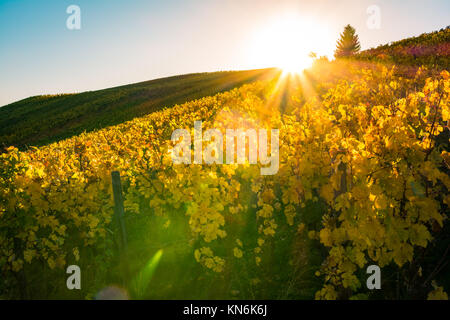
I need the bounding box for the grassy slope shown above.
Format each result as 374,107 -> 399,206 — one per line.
0,68 -> 277,149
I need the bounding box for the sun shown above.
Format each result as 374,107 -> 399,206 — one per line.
246,13 -> 332,74
278,54 -> 313,74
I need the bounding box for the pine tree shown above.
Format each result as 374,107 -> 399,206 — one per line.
334,24 -> 361,58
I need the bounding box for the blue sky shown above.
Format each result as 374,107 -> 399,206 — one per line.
0,0 -> 449,106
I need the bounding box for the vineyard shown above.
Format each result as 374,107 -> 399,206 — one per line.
0,68 -> 275,150
1,56 -> 449,299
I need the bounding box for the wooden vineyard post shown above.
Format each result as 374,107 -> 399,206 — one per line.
112,171 -> 128,251
111,171 -> 129,282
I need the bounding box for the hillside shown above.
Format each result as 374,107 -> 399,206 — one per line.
354,26 -> 450,69
0,68 -> 278,150
3,27 -> 448,152
1,59 -> 448,299
1,24 -> 450,300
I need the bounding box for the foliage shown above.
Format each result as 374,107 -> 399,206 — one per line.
355,27 -> 450,70
427,282 -> 448,300
0,59 -> 449,299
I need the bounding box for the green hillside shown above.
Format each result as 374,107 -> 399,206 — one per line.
0,68 -> 278,150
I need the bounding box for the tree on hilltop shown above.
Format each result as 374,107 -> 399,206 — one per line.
334,24 -> 361,58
